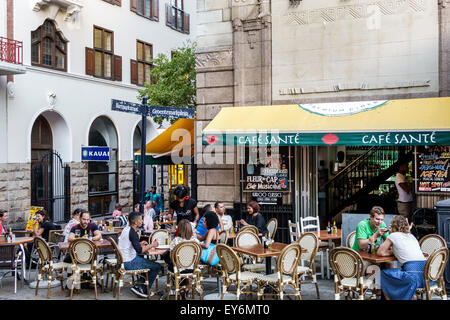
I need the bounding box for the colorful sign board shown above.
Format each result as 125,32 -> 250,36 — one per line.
416,146 -> 450,193
81,146 -> 111,162
26,206 -> 43,231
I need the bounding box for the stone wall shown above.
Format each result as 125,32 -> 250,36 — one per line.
69,162 -> 88,212
0,163 -> 31,229
118,160 -> 134,212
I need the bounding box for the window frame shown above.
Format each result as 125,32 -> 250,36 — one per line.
93,25 -> 115,80
31,19 -> 68,72
136,40 -> 153,86
135,0 -> 158,21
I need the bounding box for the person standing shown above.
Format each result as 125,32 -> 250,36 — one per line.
395,161 -> 414,219
148,186 -> 163,215
240,201 -> 268,235
118,211 -> 161,298
167,186 -> 199,225
0,209 -> 8,236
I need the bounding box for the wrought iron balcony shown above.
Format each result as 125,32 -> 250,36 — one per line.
0,36 -> 26,75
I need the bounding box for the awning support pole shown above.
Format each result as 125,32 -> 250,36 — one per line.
139,97 -> 147,213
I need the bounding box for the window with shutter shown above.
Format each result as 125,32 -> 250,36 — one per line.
130,60 -> 138,85
85,47 -> 95,75
135,40 -> 153,86
166,1 -> 189,34
132,0 -> 159,21
114,55 -> 122,81
91,26 -> 114,80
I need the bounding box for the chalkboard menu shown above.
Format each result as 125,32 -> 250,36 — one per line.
243,146 -> 289,192
416,146 -> 450,193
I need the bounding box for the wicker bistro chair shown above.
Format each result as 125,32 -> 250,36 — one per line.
346,231 -> 357,248
149,229 -> 170,291
416,247 -> 449,300
68,238 -> 104,299
419,234 -> 447,256
105,238 -> 152,300
34,237 -> 71,298
235,231 -> 267,273
297,232 -> 320,299
266,218 -> 278,241
240,225 -> 259,235
218,230 -> 228,244
216,244 -> 260,300
0,243 -> 23,294
256,243 -> 303,300
166,241 -> 203,300
328,247 -> 375,300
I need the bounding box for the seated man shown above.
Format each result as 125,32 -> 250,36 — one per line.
215,202 -> 232,233
352,206 -> 389,252
68,211 -> 102,242
118,211 -> 161,298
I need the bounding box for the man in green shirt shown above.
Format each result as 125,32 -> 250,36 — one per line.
352,206 -> 389,252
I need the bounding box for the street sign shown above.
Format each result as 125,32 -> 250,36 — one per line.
148,105 -> 195,119
81,146 -> 111,161
111,99 -> 143,115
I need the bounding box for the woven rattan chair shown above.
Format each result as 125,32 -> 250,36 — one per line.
105,238 -> 152,300
288,220 -> 300,243
256,243 -> 302,300
297,232 -> 320,299
166,241 -> 203,300
148,229 -> 170,291
328,247 -> 374,300
34,237 -> 71,298
239,225 -> 258,235
266,218 -> 278,241
419,234 -> 447,256
416,247 -> 449,300
68,238 -> 104,299
346,231 -> 356,248
216,244 -> 260,300
0,243 -> 23,294
218,230 -> 228,244
235,231 -> 267,273
48,230 -> 63,244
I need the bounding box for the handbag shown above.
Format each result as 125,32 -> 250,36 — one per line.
200,243 -> 220,266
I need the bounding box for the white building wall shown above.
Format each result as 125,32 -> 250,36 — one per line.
6,0 -> 196,164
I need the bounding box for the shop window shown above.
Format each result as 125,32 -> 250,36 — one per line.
31,19 -> 68,71
88,117 -> 118,216
85,26 -> 122,81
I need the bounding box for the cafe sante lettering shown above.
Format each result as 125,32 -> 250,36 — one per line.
362,132 -> 437,145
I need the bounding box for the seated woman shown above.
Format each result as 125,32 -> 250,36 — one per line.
239,200 -> 268,235
163,219 -> 200,299
377,215 -> 426,300
26,209 -> 57,264
198,211 -> 220,249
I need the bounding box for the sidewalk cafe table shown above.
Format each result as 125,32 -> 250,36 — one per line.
0,236 -> 34,281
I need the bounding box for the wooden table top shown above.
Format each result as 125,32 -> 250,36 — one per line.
359,251 -> 396,263
58,239 -> 111,251
0,236 -> 34,246
13,230 -> 33,235
232,242 -> 300,258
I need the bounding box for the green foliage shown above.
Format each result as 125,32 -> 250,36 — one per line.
139,41 -> 197,125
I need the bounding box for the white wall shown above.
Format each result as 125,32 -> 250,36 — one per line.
5,0 -> 196,164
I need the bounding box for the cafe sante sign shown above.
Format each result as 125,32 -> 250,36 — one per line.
204,131 -> 450,146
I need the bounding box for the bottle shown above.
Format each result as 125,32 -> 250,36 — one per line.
371,238 -> 377,255
263,233 -> 268,249
332,221 -> 337,235
327,221 -> 331,234
88,230 -> 93,241
7,228 -> 12,243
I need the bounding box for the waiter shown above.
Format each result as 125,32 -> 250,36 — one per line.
166,185 -> 200,226
395,160 -> 414,219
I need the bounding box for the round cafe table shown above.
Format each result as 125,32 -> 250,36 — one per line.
0,236 -> 34,281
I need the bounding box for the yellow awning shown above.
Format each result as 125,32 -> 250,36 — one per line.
136,118 -> 195,157
203,97 -> 450,133
202,97 -> 450,146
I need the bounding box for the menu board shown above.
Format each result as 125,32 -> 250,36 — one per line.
26,206 -> 43,231
416,146 -> 450,193
243,146 -> 289,192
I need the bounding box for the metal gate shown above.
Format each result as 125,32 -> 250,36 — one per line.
31,150 -> 70,222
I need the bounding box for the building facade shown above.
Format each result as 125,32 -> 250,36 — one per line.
0,0 -> 196,227
195,0 -> 450,233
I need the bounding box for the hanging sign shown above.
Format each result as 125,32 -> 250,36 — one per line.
81,146 -> 110,162
251,192 -> 283,205
416,146 -> 450,193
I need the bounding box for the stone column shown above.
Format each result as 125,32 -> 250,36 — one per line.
69,162 -> 88,212
118,160 -> 134,212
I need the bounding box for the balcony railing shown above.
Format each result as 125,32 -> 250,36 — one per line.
0,36 -> 23,65
165,3 -> 190,34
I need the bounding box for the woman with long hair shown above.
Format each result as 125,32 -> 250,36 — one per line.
377,215 -> 426,300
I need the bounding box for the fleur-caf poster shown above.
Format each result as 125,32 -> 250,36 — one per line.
243,146 -> 289,192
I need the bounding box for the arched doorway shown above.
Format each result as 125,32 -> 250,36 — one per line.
30,115 -> 70,222
88,116 -> 118,215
